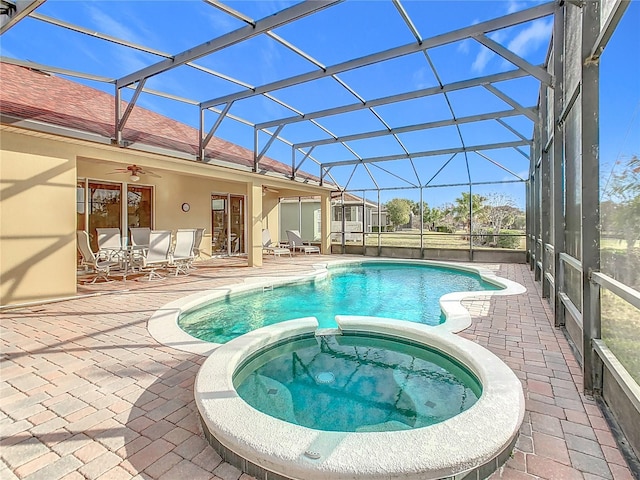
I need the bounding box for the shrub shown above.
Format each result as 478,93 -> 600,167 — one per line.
496,233 -> 521,249
474,229 -> 522,249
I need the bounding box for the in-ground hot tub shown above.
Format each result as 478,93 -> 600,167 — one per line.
195,316 -> 525,480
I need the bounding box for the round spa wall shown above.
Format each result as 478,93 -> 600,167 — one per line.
194,317 -> 525,480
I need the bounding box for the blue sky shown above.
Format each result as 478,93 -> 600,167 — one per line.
1,0 -> 638,209
599,1 -> 640,199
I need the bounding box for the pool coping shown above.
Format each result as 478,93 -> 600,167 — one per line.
147,258 -> 526,356
194,317 -> 526,480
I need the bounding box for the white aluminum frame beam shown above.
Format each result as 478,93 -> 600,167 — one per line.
205,0 -> 379,172
587,0 -> 630,61
293,109 -> 528,149
322,139 -> 531,168
474,150 -> 527,181
200,101 -> 234,159
116,0 -> 340,89
0,0 -> 45,34
0,56 -> 113,83
473,34 -> 553,86
201,2 -> 555,109
115,0 -> 339,144
30,12 -> 254,90
256,69 -> 531,129
483,83 -> 539,122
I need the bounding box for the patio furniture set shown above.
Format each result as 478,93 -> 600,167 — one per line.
77,227 -> 205,283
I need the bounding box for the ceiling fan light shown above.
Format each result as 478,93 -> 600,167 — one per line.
129,174 -> 140,182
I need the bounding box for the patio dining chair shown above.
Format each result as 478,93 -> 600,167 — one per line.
262,229 -> 291,257
96,227 -> 124,262
129,227 -> 151,248
139,230 -> 172,280
169,228 -> 196,276
192,227 -> 206,261
285,230 -> 320,255
76,230 -> 120,283
128,227 -> 151,268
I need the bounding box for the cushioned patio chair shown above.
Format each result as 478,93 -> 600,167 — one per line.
262,229 -> 291,257
77,230 -> 120,283
285,230 -> 320,255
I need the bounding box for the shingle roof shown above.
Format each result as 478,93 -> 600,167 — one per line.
0,61 -> 313,181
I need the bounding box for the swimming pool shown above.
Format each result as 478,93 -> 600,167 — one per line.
147,258 -> 526,355
178,261 -> 501,344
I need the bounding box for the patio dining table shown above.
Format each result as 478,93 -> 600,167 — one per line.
103,244 -> 147,281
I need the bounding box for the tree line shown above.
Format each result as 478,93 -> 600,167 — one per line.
384,192 -> 525,248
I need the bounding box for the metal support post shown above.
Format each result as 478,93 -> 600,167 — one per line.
581,0 -> 601,394
553,2 -> 567,328
541,92 -> 552,298
534,161 -> 542,281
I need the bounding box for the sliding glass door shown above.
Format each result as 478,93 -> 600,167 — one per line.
211,193 -> 245,256
77,179 -> 152,252
127,185 -> 152,230
87,182 -> 121,251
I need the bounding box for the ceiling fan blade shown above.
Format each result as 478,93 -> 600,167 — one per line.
134,170 -> 161,178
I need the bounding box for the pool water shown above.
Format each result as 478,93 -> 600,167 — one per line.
233,333 -> 481,432
179,262 -> 500,344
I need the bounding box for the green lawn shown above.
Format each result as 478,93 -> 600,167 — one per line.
349,230 -> 527,250
600,237 -> 640,252
601,289 -> 640,385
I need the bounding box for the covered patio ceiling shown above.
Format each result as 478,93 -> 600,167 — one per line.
0,0 -> 553,198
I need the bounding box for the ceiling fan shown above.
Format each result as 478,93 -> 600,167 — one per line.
107,164 -> 160,182
262,185 -> 279,196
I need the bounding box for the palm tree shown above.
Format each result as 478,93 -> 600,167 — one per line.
453,192 -> 487,233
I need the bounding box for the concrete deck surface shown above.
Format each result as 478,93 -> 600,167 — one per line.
0,256 -> 635,480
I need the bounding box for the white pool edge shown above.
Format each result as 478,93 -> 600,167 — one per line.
194,317 -> 526,480
147,258 -> 526,355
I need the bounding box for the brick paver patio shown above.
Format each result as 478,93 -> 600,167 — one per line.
1,257 -> 635,479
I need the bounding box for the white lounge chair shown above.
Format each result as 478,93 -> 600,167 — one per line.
140,230 -> 172,280
262,229 -> 291,257
285,230 -> 320,255
77,230 -> 120,283
169,229 -> 196,276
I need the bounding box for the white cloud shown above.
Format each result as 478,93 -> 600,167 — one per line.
458,17 -> 480,54
506,18 -> 553,58
83,5 -> 155,75
86,5 -> 143,45
204,9 -> 239,34
471,31 -> 506,73
259,37 -> 282,85
471,10 -> 552,74
471,46 -> 493,72
506,1 -> 528,14
412,67 -> 432,89
457,38 -> 472,54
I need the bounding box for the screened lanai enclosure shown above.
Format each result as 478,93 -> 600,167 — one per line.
1,0 -> 639,466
